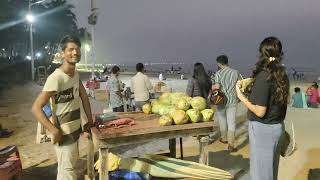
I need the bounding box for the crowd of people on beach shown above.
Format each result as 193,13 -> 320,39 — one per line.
0,34 -> 294,180
292,82 -> 320,108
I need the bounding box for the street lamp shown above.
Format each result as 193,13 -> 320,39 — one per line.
26,0 -> 48,81
84,44 -> 91,71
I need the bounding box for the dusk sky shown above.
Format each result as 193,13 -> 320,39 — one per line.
70,0 -> 320,73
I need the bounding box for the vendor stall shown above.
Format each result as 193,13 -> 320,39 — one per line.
88,112 -> 217,180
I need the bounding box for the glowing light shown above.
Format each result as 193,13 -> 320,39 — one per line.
36,52 -> 41,58
26,14 -> 35,23
85,44 -> 91,52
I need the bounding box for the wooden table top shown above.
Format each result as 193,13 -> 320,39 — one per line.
91,112 -> 215,140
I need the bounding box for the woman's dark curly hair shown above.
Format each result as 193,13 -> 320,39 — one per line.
252,37 -> 289,105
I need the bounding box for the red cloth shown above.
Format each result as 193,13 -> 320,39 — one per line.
86,80 -> 100,89
98,118 -> 136,129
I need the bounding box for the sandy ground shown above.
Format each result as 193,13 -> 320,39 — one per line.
0,75 -> 319,180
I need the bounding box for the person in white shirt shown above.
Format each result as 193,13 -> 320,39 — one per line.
180,73 -> 184,80
131,63 -> 153,111
159,72 -> 164,81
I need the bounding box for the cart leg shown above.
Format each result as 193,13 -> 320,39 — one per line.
86,137 -> 95,179
179,137 -> 183,160
169,138 -> 176,158
99,148 -> 109,180
198,136 -> 210,165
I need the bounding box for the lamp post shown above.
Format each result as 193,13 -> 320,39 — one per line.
84,44 -> 91,71
88,0 -> 98,79
26,0 -> 47,81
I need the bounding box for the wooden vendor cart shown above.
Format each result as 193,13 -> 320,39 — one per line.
87,112 -> 217,180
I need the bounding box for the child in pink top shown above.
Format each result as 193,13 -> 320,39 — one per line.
307,84 -> 319,108
318,88 -> 320,103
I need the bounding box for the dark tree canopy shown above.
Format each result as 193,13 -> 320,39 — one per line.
0,0 -> 89,63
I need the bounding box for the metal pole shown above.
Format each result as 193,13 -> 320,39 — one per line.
91,25 -> 95,78
84,27 -> 88,71
29,1 -> 35,81
85,47 -> 87,71
30,23 -> 35,81
90,0 -> 96,78
91,27 -> 95,56
91,0 -> 95,11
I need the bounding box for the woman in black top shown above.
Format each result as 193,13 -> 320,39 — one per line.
186,62 -> 212,98
236,37 -> 289,180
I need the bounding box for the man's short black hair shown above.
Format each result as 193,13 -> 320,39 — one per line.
136,63 -> 144,72
294,87 -> 300,93
111,66 -> 120,74
60,35 -> 81,51
216,55 -> 228,65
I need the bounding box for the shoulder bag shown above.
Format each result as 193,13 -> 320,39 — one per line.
280,118 -> 297,157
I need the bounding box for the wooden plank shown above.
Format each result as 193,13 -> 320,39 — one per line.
93,126 -> 215,149
92,113 -> 215,140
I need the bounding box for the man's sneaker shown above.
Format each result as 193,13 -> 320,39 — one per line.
0,129 -> 13,138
